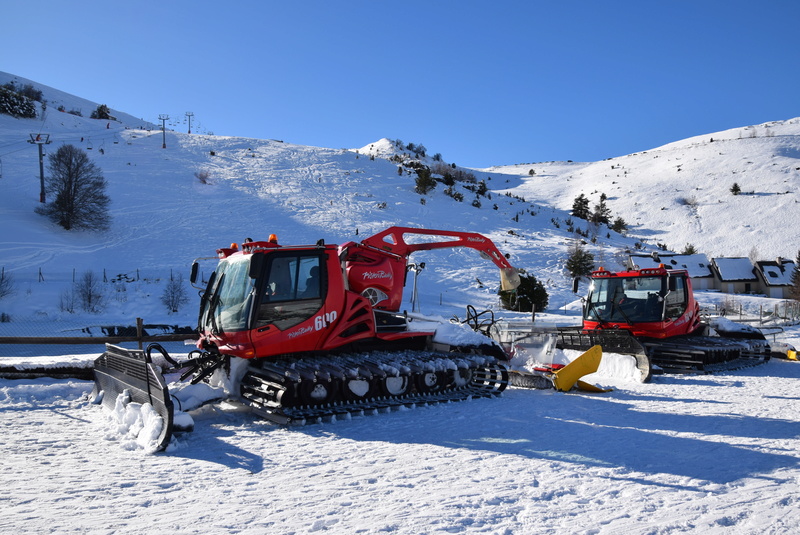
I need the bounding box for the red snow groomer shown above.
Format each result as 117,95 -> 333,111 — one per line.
557,265 -> 770,379
93,227 -> 602,450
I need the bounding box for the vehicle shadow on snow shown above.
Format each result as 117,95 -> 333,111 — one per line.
169,406 -> 265,473
291,388 -> 799,488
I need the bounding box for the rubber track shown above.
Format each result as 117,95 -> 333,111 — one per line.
645,336 -> 770,374
240,351 -> 508,425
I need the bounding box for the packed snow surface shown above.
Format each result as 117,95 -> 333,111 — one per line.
3,352 -> 800,534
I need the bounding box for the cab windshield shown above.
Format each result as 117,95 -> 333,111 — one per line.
585,276 -> 666,323
201,255 -> 255,334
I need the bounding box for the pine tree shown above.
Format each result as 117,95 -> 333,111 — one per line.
90,104 -> 112,120
611,217 -> 628,234
591,193 -> 611,225
565,243 -> 595,278
571,193 -> 590,220
414,167 -> 436,195
730,182 -> 741,195
0,86 -> 37,118
499,273 -> 549,313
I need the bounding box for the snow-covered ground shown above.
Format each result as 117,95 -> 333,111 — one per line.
2,72 -> 800,533
2,343 -> 800,534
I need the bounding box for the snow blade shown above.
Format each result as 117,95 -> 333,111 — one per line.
574,380 -> 613,393
557,327 -> 652,383
552,345 -> 603,392
507,345 -> 610,392
92,344 -> 174,452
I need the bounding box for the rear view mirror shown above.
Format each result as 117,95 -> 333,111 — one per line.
249,253 -> 265,279
190,262 -> 199,285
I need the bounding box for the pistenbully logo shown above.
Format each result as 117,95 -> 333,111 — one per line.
362,270 -> 392,280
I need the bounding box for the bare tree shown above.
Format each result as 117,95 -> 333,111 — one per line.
748,246 -> 759,264
0,268 -> 13,300
59,288 -> 76,313
75,270 -> 105,313
35,144 -> 111,231
161,273 -> 189,313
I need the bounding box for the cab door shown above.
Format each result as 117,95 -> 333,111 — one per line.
249,251 -> 332,356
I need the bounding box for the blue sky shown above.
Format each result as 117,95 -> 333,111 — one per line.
3,1 -> 799,168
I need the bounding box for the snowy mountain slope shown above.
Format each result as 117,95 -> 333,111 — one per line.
0,72 -> 601,327
1,70 -> 798,331
486,119 -> 800,258
0,71 -> 154,130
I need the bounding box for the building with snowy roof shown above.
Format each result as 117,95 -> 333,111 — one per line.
710,257 -> 759,294
754,258 -> 797,299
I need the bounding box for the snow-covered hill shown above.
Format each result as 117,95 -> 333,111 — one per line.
485,119 -> 800,259
3,70 -> 797,332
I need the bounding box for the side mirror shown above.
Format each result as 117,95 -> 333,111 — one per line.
249,253 -> 265,279
190,262 -> 199,285
668,276 -> 677,292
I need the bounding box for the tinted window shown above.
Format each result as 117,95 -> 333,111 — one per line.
256,254 -> 325,330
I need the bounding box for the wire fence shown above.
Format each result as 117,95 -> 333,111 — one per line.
2,265 -> 189,286
704,301 -> 800,325
0,315 -> 196,360
0,265 -> 198,354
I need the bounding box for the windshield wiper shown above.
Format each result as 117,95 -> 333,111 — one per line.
197,271 -> 217,332
610,298 -> 633,325
585,299 -> 608,326
207,273 -> 225,336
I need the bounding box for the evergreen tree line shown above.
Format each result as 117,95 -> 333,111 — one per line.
0,85 -> 37,118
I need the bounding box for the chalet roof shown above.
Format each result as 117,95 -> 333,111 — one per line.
711,257 -> 758,282
755,259 -> 797,286
628,253 -> 713,278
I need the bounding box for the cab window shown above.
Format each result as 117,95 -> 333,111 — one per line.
256,254 -> 325,330
665,276 -> 688,320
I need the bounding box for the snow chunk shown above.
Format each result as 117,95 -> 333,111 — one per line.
105,390 -> 164,454
168,381 -> 225,412
409,313 -> 499,348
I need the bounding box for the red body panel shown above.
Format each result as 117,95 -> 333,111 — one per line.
197,227 -> 516,361
342,242 -> 408,311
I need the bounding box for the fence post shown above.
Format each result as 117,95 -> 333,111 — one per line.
136,317 -> 144,350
